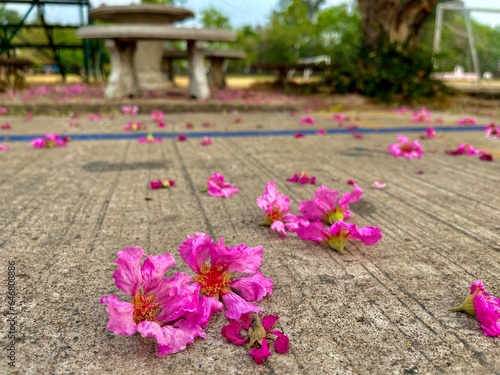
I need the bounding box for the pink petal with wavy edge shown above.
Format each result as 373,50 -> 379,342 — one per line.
257,181 -> 290,215
177,232 -> 213,274
100,295 -> 137,336
155,272 -> 200,322
141,253 -> 176,295
230,272 -> 273,302
473,294 -> 500,336
352,225 -> 383,246
261,315 -> 279,331
221,320 -> 247,345
249,338 -> 272,364
283,213 -> 305,233
296,221 -> 328,243
339,183 -> 363,206
185,293 -> 224,328
137,319 -> 206,357
271,330 -> 290,354
270,220 -> 287,237
222,291 -> 262,320
31,138 -> 46,148
211,238 -> 263,274
150,180 -> 162,189
470,280 -> 488,296
112,246 -> 145,295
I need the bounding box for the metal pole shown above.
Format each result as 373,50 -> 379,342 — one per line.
463,9 -> 481,79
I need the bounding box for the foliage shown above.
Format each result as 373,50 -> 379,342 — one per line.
200,7 -> 232,29
140,0 -> 186,5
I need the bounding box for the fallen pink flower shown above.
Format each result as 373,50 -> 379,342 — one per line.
453,280 -> 500,337
221,313 -> 289,365
317,128 -> 326,135
485,122 -> 500,138
31,134 -> 68,149
199,136 -> 212,146
68,121 -> 80,127
286,172 -> 316,185
157,120 -> 166,128
124,121 -> 146,132
121,105 -> 138,116
445,143 -> 482,156
150,109 -> 164,121
479,153 -> 493,162
410,108 -> 432,123
87,113 -> 102,121
100,247 -> 205,356
332,114 -> 349,122
388,135 -> 424,159
347,179 -> 356,185
372,181 -> 387,189
0,107 -> 8,115
177,135 -> 187,142
150,179 -> 175,189
396,107 -> 408,115
294,132 -> 305,139
205,173 -> 238,198
138,134 -> 162,143
257,181 -> 302,237
299,116 -> 314,125
434,117 -> 443,124
296,220 -> 382,254
421,127 -> 436,139
457,117 -> 477,126
185,122 -> 194,129
1,123 -> 11,130
178,233 -> 273,323
298,183 -> 363,224
0,144 -> 8,151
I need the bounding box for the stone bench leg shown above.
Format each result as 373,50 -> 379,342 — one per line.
187,41 -> 209,100
104,39 -> 140,99
135,41 -> 172,93
209,57 -> 226,89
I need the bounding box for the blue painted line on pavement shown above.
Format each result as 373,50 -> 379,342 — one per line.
0,125 -> 487,143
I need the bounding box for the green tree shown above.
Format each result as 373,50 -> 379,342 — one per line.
140,0 -> 186,5
200,7 -> 232,29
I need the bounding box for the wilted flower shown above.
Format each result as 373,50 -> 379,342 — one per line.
221,313 -> 289,365
100,247 -> 205,356
294,132 -> 305,139
177,135 -> 187,142
178,233 -> 273,324
205,173 -> 238,198
124,121 -> 146,132
257,181 -> 302,237
298,184 -> 363,224
485,122 -> 500,138
296,220 -> 382,254
150,179 -> 175,189
453,280 -> 500,337
388,135 -> 424,159
299,116 -> 314,125
445,143 -> 482,156
286,172 -> 316,185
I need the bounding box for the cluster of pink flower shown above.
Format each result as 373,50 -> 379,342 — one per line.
31,134 -> 69,149
286,172 -> 316,184
454,280 -> 500,336
1,122 -> 11,130
101,234 -> 288,363
446,143 -> 493,161
257,181 -> 382,254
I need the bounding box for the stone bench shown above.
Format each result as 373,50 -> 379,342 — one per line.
76,25 -> 236,99
0,58 -> 33,91
162,49 -> 246,88
252,61 -> 330,88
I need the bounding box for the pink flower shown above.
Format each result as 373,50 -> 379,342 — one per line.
150,109 -> 164,121
178,233 -> 273,323
87,113 -> 102,121
1,122 -> 11,130
485,122 -> 500,138
296,220 -> 382,254
457,117 -> 476,126
388,135 -> 424,159
479,153 -> 493,162
410,108 -> 431,123
138,134 -> 162,143
421,127 -> 435,139
286,172 -> 316,185
453,280 -> 500,337
257,181 -> 302,237
124,121 -> 146,132
150,179 -> 175,189
68,121 -> 80,127
332,113 -> 349,122
299,116 -> 314,125
185,122 -> 194,129
31,134 -> 67,149
0,144 -> 8,151
199,136 -> 212,146
317,128 -> 326,135
221,313 -> 289,365
205,173 -> 238,198
157,120 -> 166,128
372,181 -> 387,189
294,132 -> 305,139
298,183 -> 363,224
347,179 -> 356,185
0,107 -> 8,115
121,105 -> 138,116
396,106 -> 408,115
100,247 -> 206,356
177,135 -> 187,142
445,143 -> 482,156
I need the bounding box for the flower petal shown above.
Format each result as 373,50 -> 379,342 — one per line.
211,238 -> 264,274
100,295 -> 137,336
141,253 -> 176,295
473,294 -> 500,337
270,330 -> 290,354
178,232 -> 213,274
112,246 -> 145,296
249,338 -> 272,364
184,292 -> 224,329
296,221 -> 329,243
222,291 -> 262,320
230,272 -> 273,301
221,319 -> 247,345
351,226 -> 383,246
261,315 -> 279,331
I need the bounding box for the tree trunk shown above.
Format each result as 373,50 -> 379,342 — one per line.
357,0 -> 437,48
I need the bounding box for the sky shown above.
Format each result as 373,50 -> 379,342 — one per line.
5,0 -> 500,28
